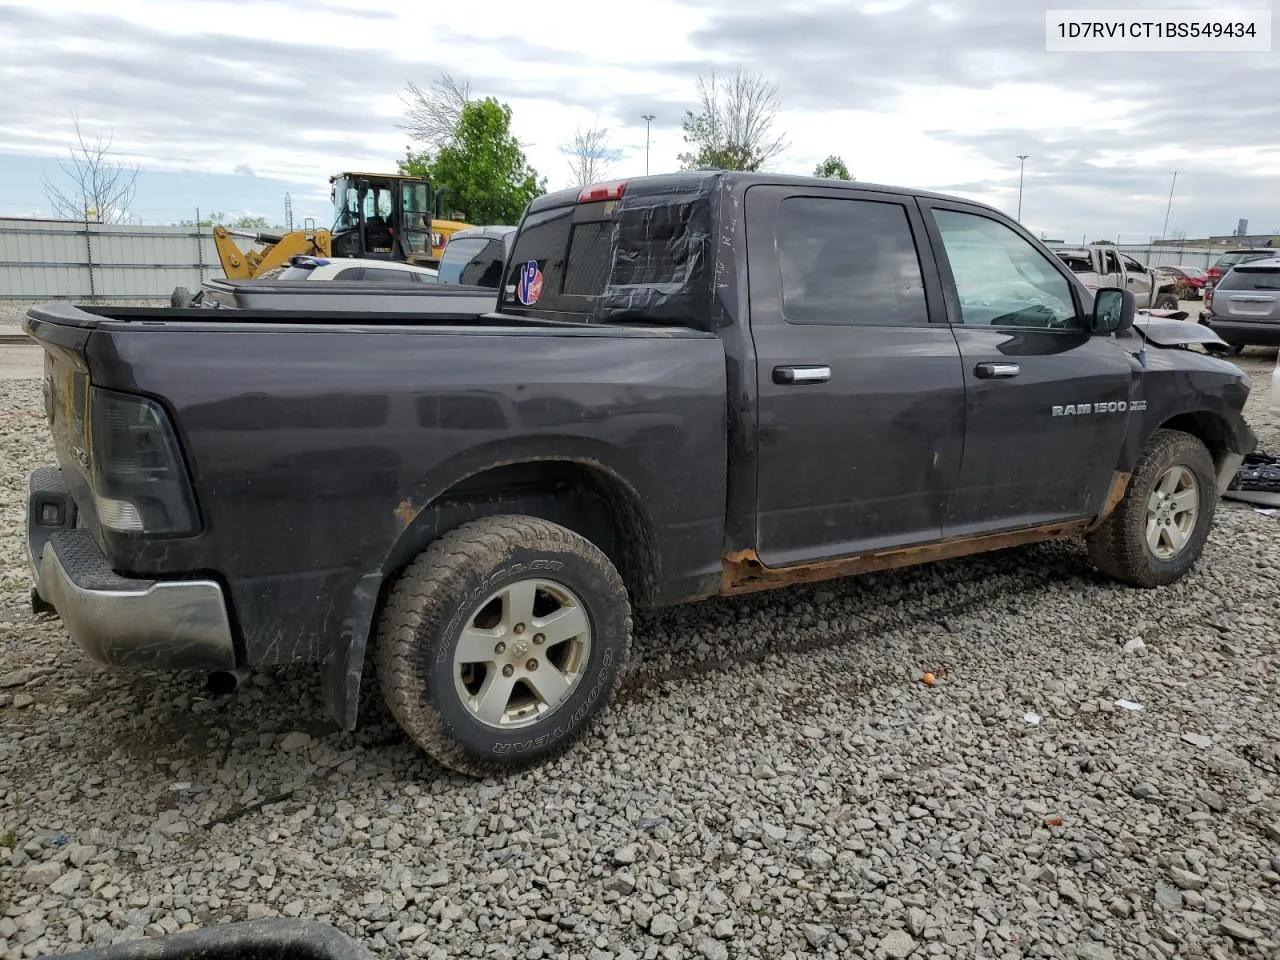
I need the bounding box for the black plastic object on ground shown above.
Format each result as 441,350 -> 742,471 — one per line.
51,921 -> 375,960
1223,451 -> 1280,507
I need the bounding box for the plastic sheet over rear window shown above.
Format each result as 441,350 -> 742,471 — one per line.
590,183 -> 715,328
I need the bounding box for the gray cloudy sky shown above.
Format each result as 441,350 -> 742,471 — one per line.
0,0 -> 1276,239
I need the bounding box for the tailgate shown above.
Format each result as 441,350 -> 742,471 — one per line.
24,304 -> 97,508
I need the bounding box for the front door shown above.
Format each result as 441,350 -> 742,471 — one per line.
921,202 -> 1135,538
1120,252 -> 1154,304
746,185 -> 966,568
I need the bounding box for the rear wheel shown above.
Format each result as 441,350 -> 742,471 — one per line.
373,515 -> 632,777
1086,429 -> 1217,587
1155,292 -> 1179,310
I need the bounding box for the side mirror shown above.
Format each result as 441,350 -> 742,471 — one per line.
434,188 -> 449,219
1091,287 -> 1135,334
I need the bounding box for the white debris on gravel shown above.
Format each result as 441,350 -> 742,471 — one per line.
2,356 -> 1279,960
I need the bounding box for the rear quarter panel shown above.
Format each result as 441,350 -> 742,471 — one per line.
82,321 -> 729,664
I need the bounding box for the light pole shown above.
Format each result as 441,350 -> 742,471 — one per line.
1161,170 -> 1178,239
642,114 -> 655,175
1016,155 -> 1029,221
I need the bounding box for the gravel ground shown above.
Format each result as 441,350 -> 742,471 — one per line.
2,344 -> 1279,960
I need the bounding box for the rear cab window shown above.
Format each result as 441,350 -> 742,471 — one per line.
497,182 -> 714,326
498,204 -> 616,320
1054,251 -> 1095,274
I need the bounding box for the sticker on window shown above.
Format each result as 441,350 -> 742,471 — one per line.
517,260 -> 544,305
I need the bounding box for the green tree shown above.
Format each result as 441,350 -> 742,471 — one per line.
176,212 -> 279,230
813,155 -> 852,180
678,67 -> 788,172
400,98 -> 545,224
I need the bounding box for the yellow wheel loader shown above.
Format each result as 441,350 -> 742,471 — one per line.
197,172 -> 473,286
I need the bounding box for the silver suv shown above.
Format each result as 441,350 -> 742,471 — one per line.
1205,256 -> 1280,352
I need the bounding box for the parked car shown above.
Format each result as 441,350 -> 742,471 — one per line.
1202,256 -> 1280,352
23,172 -> 1256,777
435,225 -> 515,288
1048,244 -> 1180,309
1205,248 -> 1278,292
256,255 -> 440,282
1155,264 -> 1207,300
171,256 -> 440,308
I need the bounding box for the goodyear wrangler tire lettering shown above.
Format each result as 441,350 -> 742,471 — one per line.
373,515 -> 632,778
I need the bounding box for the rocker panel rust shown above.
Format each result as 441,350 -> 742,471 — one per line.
720,472 -> 1131,596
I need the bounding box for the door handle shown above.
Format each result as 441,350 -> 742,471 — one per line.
975,361 -> 1020,379
773,365 -> 831,385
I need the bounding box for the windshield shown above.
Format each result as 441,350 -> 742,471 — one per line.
399,181 -> 430,256
331,177 -> 358,234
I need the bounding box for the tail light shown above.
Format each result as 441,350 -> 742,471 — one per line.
88,387 -> 199,536
1205,286 -> 1214,310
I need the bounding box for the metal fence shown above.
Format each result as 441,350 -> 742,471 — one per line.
0,216 -> 1258,301
0,218 -> 223,300
1115,245 -> 1228,269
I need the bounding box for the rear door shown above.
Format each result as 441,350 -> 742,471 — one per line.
919,200 -> 1134,537
745,185 -> 966,567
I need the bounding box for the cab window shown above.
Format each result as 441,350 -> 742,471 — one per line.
933,209 -> 1079,329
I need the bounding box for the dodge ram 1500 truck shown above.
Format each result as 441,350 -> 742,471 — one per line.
23,172 -> 1257,776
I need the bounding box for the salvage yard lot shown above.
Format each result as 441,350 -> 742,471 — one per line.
2,345 -> 1279,960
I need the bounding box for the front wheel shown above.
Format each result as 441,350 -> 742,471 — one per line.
1155,292 -> 1179,310
373,515 -> 632,777
1086,429 -> 1217,587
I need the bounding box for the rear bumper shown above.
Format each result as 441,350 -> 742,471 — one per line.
1204,317 -> 1280,346
27,466 -> 237,671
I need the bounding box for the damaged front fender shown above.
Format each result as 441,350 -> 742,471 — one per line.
1132,313 -> 1233,356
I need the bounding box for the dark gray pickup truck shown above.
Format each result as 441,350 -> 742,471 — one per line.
23,172 -> 1257,776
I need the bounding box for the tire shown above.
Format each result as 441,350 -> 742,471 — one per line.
171,286 -> 194,308
1086,429 -> 1218,588
1155,292 -> 1179,310
373,515 -> 632,777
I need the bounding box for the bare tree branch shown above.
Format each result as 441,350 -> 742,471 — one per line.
42,112 -> 139,223
397,72 -> 472,149
678,66 -> 789,172
560,121 -> 622,187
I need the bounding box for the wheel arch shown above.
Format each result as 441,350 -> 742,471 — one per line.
381,455 -> 662,610
1154,410 -> 1234,469
322,441 -> 664,734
